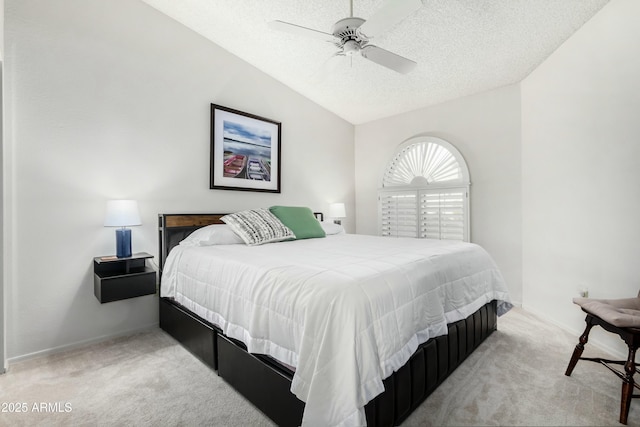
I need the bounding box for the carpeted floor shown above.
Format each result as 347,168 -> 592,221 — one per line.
0,307 -> 637,426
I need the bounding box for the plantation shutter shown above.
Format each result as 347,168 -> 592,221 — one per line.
380,188 -> 468,240
420,189 -> 467,240
379,191 -> 419,237
379,136 -> 470,242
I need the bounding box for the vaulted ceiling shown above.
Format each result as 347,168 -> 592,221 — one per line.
140,0 -> 610,124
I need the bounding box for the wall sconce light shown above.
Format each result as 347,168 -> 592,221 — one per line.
104,200 -> 142,258
329,203 -> 346,225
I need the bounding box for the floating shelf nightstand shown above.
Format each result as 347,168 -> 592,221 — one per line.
94,252 -> 156,303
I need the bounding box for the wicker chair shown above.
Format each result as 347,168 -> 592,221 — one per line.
565,292 -> 640,425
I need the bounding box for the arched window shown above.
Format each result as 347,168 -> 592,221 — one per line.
379,136 -> 470,241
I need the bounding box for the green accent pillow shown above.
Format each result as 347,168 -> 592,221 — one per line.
269,206 -> 326,240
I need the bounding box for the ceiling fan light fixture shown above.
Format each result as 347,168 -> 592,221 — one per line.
343,40 -> 360,55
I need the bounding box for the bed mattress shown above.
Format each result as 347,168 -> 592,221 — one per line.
161,234 -> 510,426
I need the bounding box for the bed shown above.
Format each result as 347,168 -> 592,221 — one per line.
157,212 -> 511,427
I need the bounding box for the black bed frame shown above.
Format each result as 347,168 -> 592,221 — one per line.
158,213 -> 498,427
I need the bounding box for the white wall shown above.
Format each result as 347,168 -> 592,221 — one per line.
521,0 -> 640,355
354,85 -> 523,304
0,0 -> 3,61
0,0 -> 5,373
3,0 -> 354,360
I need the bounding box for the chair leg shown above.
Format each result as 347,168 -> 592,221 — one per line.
620,346 -> 637,425
565,316 -> 595,376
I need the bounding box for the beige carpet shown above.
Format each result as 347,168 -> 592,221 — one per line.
0,307 -> 637,426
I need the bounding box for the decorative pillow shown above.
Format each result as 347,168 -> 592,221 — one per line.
179,224 -> 245,246
320,221 -> 345,235
221,208 -> 295,246
269,206 -> 326,240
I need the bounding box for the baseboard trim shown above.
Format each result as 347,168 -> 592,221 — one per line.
521,304 -> 626,360
6,322 -> 159,367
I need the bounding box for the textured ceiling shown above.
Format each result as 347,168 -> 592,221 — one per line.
140,0 -> 610,124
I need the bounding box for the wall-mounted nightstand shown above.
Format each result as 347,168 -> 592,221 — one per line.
94,252 -> 156,303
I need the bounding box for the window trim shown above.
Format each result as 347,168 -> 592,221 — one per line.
378,135 -> 471,241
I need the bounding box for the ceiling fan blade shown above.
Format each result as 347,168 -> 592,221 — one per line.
360,45 -> 417,74
268,20 -> 337,43
358,0 -> 423,39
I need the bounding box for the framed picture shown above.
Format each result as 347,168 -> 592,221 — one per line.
210,104 -> 281,193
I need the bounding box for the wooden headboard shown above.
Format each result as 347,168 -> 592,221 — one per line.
158,212 -> 324,274
158,214 -> 226,273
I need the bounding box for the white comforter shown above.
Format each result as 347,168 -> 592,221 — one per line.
161,234 -> 510,426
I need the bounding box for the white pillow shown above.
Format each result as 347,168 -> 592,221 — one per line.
321,221 -> 345,235
222,208 -> 295,246
179,224 -> 245,246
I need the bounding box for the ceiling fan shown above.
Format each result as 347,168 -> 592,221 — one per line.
268,0 -> 423,74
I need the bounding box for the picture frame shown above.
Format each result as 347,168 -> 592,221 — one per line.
210,104 -> 281,193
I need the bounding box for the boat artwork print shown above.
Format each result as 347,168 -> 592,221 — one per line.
222,120 -> 272,182
210,104 -> 281,193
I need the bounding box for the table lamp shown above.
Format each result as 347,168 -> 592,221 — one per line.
104,200 -> 142,258
329,203 -> 346,225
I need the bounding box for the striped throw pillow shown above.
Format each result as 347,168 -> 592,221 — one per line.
221,208 -> 295,246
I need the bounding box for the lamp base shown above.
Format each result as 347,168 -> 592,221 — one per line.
115,228 -> 132,258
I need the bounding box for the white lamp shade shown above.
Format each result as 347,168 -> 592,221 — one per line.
329,203 -> 346,218
104,200 -> 142,227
